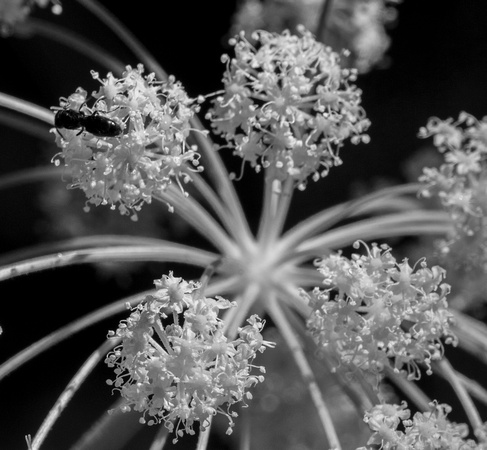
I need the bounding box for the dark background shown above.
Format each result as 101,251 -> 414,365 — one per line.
0,1 -> 487,449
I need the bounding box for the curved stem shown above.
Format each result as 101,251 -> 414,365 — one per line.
29,338 -> 119,450
0,92 -> 53,125
0,234 -> 183,265
434,358 -> 483,433
267,294 -> 342,450
155,188 -> 239,258
451,310 -> 487,364
75,0 -> 165,79
0,242 -> 217,282
294,210 -> 451,258
75,0 -> 254,248
0,109 -> 51,141
317,0 -> 335,38
0,291 -> 146,382
190,170 -> 255,251
70,397 -> 142,450
29,18 -> 125,74
0,276 -> 236,382
277,183 -> 423,255
383,366 -> 431,412
0,165 -> 59,192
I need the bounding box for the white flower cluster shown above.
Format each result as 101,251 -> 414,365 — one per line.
105,272 -> 274,442
229,0 -> 402,73
52,64 -> 203,220
207,26 -> 370,189
419,112 -> 487,269
358,401 -> 487,450
304,241 -> 456,381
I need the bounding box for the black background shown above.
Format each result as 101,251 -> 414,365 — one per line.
1,1 -> 487,449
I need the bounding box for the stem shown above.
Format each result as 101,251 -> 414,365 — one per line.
29,338 -> 119,450
383,366 -> 431,411
267,295 -> 342,450
222,282 -> 261,339
0,292 -> 145,382
0,109 -> 51,141
435,358 -> 483,433
277,183 -> 423,256
316,0 -> 335,39
29,18 -> 125,74
451,310 -> 487,364
75,0 -> 253,245
295,210 -> 451,257
196,418 -> 212,450
0,92 -> 53,124
0,166 -> 59,192
75,0 -> 162,77
0,276 -> 235,382
190,170 -> 255,251
148,425 -> 169,450
70,397 -> 143,450
256,176 -> 279,241
154,188 -> 239,258
257,176 -> 294,249
0,243 -> 217,282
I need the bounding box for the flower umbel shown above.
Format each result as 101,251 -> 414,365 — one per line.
52,64 -> 203,219
207,26 -> 370,188
105,272 -> 274,442
359,401 -> 486,450
419,112 -> 487,269
229,0 -> 402,73
304,241 -> 456,381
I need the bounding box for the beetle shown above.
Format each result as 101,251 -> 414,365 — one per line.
54,107 -> 123,138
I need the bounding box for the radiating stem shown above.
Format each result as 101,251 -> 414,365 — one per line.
317,0 -> 335,35
75,0 -> 254,246
148,425 -> 169,450
28,18 -> 125,74
154,188 -> 239,258
267,295 -> 342,450
277,183 -> 424,255
196,418 -> 212,450
435,358 -> 483,433
257,176 -> 294,250
0,276 -> 236,382
75,0 -> 162,77
0,166 -> 59,192
294,210 -> 451,258
29,338 -> 119,450
0,92 -> 53,124
0,243 -> 217,282
190,170 -> 255,251
383,366 -> 431,411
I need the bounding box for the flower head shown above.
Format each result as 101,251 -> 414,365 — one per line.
419,112 -> 487,269
206,26 -> 370,189
105,271 -> 274,442
52,64 -> 204,220
362,401 -> 484,450
304,241 -> 456,380
229,0 -> 402,74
